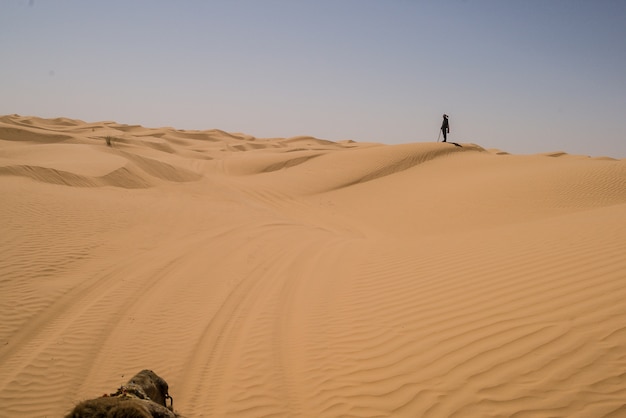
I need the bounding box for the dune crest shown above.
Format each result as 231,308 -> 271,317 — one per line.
1,115 -> 626,417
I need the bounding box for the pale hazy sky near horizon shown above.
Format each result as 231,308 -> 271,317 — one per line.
1,1 -> 625,157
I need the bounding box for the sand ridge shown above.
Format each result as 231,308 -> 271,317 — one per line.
1,114 -> 626,417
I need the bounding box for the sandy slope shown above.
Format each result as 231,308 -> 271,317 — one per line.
1,114 -> 626,417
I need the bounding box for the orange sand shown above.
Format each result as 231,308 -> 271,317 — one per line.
1,114 -> 626,417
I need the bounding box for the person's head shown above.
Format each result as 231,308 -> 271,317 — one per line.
443,114 -> 448,119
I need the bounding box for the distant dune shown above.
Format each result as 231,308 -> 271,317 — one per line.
1,114 -> 626,417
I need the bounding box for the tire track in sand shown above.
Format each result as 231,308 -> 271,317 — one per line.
176,221 -> 365,417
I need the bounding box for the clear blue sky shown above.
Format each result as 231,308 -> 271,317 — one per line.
2,1 -> 625,157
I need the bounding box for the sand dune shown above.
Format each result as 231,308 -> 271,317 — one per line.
1,114 -> 625,417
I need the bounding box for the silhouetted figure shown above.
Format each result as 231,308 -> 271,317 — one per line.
441,114 -> 449,142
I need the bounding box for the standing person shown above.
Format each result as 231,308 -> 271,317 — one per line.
441,114 -> 450,142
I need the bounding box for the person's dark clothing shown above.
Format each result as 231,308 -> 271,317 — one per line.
441,116 -> 449,142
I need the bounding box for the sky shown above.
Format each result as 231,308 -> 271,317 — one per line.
1,0 -> 625,157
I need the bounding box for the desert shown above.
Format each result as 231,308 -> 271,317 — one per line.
1,114 -> 626,417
